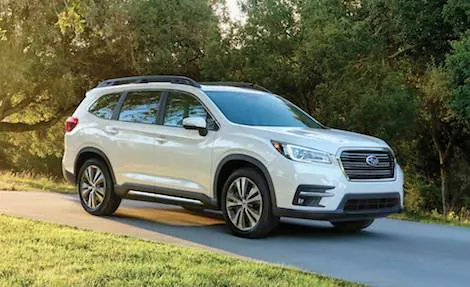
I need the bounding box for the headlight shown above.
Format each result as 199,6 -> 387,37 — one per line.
271,141 -> 332,164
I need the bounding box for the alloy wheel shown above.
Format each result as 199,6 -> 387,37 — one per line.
225,177 -> 263,231
80,165 -> 106,209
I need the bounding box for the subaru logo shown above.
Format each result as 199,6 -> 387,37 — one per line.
366,155 -> 380,167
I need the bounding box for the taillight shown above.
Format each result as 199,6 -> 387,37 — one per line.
65,117 -> 79,133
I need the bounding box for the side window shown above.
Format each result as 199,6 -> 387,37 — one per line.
164,92 -> 216,130
118,91 -> 161,124
89,94 -> 121,120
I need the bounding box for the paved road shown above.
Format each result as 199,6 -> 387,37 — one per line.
1,191 -> 469,287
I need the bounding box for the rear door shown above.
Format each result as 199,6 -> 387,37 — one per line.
106,90 -> 163,187
152,91 -> 218,197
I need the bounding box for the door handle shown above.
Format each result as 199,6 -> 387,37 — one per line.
105,126 -> 119,135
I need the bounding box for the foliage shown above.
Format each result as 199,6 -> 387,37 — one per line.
0,215 -> 361,286
128,0 -> 220,78
402,173 -> 441,212
443,0 -> 470,35
0,0 -> 222,173
446,34 -> 470,120
392,209 -> 470,228
0,0 -> 470,217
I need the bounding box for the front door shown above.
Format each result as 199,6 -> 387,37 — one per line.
152,91 -> 218,197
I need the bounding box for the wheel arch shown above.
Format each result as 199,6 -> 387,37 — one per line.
213,154 -> 277,209
74,147 -> 116,185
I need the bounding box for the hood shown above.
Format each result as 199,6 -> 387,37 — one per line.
245,126 -> 390,154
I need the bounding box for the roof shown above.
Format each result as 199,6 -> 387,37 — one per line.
94,75 -> 272,94
200,85 -> 270,94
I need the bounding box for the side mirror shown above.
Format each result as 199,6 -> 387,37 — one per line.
182,117 -> 208,136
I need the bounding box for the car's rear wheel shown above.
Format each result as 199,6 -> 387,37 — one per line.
77,158 -> 121,216
221,168 -> 278,238
331,219 -> 374,232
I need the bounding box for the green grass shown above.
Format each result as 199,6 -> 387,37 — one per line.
391,210 -> 470,228
0,172 -> 74,193
0,215 -> 360,287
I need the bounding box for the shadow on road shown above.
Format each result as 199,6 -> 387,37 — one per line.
91,200 -> 394,256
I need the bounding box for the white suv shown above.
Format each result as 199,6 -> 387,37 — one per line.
62,76 -> 404,238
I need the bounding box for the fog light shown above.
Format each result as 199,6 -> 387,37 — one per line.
292,185 -> 335,207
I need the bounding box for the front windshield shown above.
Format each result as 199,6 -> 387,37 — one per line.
205,90 -> 323,128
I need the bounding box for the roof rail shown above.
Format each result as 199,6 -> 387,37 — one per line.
201,82 -> 272,93
96,75 -> 201,88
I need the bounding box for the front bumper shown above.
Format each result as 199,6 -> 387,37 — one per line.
274,207 -> 403,221
268,156 -> 404,219
274,192 -> 403,221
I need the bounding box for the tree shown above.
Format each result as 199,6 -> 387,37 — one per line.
443,0 -> 470,36
0,0 -> 222,133
225,0 -> 468,215
0,0 -> 80,133
419,67 -> 455,215
447,34 -> 470,120
129,0 -> 221,78
224,0 -> 303,94
299,0 -> 418,143
0,0 -> 222,171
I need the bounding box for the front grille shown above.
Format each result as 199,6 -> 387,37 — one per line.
340,150 -> 395,180
344,196 -> 400,212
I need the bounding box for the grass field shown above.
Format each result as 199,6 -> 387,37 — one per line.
0,172 -> 74,193
391,210 -> 470,228
0,216 -> 360,287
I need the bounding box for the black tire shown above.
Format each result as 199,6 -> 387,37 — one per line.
331,219 -> 374,232
77,158 -> 121,216
221,167 -> 279,238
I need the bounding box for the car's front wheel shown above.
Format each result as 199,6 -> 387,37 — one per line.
330,219 -> 374,232
77,158 -> 121,216
221,168 -> 278,238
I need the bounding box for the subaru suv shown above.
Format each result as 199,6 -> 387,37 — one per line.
62,75 -> 404,238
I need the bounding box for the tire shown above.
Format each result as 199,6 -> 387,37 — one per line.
221,167 -> 279,238
331,219 -> 374,232
77,158 -> 121,216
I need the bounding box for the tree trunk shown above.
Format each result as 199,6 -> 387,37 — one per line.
439,163 -> 448,216
0,106 -> 76,133
430,113 -> 454,217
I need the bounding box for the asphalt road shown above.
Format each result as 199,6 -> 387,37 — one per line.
1,191 -> 469,287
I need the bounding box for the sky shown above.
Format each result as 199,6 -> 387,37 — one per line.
226,0 -> 244,22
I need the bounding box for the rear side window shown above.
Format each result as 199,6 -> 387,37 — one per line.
89,94 -> 121,120
118,91 -> 161,124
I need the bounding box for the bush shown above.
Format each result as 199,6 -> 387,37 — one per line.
404,173 -> 441,213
